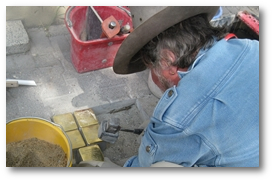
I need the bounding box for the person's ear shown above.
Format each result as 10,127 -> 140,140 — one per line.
160,49 -> 177,75
168,65 -> 178,75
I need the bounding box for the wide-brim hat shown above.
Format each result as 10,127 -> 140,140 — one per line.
113,6 -> 219,74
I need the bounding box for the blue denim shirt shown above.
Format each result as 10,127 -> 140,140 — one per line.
124,38 -> 259,167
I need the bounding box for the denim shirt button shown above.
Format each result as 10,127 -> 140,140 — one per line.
168,90 -> 174,97
146,146 -> 151,152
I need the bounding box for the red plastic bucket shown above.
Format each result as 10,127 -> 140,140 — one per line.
65,6 -> 133,73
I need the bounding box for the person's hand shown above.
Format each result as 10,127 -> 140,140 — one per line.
77,157 -> 121,167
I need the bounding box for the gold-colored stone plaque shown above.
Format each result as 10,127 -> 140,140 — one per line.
74,108 -> 98,127
52,113 -> 78,132
81,124 -> 102,145
66,129 -> 86,149
78,145 -> 104,161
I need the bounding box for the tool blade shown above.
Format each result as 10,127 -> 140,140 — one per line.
17,80 -> 37,86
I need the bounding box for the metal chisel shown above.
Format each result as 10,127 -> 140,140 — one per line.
6,79 -> 37,87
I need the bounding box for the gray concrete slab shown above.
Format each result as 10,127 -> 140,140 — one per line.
6,20 -> 30,55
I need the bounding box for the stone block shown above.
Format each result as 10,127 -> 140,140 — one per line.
78,145 -> 104,162
6,20 -> 30,55
81,124 -> 103,145
74,108 -> 98,127
52,113 -> 78,132
66,129 -> 86,149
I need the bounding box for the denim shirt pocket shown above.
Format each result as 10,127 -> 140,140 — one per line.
138,131 -> 158,167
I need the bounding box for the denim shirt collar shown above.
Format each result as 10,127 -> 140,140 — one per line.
177,37 -> 218,79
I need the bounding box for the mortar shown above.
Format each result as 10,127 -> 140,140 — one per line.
6,117 -> 73,167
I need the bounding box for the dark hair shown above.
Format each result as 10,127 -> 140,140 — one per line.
139,13 -> 228,69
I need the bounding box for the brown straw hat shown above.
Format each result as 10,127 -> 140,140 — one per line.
113,6 -> 219,74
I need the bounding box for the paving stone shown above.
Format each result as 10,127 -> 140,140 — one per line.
66,129 -> 86,149
74,108 -> 98,127
78,145 -> 104,162
52,113 -> 78,132
6,20 -> 30,55
26,27 -> 54,55
81,124 -> 103,145
48,24 -> 70,36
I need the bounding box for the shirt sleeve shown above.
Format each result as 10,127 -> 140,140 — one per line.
124,119 -> 217,167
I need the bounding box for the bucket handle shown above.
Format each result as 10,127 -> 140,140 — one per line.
65,6 -> 75,28
66,6 -> 132,28
117,6 -> 131,17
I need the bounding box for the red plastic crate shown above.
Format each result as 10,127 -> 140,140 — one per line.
65,6 -> 133,73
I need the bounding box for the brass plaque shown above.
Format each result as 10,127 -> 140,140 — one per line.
74,108 -> 98,127
78,145 -> 104,161
52,113 -> 78,132
81,124 -> 102,145
66,129 -> 86,149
